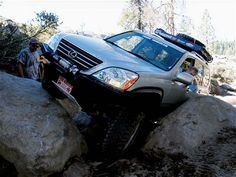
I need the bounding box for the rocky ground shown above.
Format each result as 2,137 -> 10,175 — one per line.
53,94 -> 236,177
0,71 -> 236,177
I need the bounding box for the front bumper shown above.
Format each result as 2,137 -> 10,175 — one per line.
47,61 -> 138,105
46,60 -> 162,114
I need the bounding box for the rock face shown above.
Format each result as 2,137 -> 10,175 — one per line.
142,93 -> 236,176
62,160 -> 91,177
143,93 -> 236,157
0,72 -> 87,177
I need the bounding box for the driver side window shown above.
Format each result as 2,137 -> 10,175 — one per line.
179,58 -> 210,93
179,58 -> 194,73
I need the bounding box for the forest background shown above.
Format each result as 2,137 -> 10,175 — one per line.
0,0 -> 235,85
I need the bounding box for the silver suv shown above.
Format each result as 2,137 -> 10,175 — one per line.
41,29 -> 212,158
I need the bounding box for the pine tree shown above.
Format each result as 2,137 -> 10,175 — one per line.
197,9 -> 215,51
119,0 -> 148,31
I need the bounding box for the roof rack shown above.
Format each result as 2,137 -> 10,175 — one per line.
154,28 -> 213,62
190,51 -> 208,64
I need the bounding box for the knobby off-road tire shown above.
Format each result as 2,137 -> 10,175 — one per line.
101,111 -> 145,159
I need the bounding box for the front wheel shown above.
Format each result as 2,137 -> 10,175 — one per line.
101,111 -> 145,159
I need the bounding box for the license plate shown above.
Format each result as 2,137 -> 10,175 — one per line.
57,76 -> 73,94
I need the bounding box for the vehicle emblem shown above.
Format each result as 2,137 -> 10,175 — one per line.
68,50 -> 77,58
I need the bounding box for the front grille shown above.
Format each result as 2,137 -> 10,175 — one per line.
56,39 -> 102,71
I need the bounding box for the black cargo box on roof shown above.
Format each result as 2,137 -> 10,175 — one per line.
154,28 -> 213,62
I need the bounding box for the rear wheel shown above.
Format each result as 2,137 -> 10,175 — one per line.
101,110 -> 145,159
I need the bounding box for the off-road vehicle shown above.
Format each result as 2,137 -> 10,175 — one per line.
41,28 -> 212,157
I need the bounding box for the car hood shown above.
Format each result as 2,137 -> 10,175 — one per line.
63,34 -> 164,73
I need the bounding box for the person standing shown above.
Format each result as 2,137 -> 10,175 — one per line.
17,38 -> 42,80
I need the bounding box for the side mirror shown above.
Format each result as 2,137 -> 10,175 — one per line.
175,72 -> 194,85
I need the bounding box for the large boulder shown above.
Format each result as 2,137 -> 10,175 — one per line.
216,95 -> 236,107
143,94 -> 236,176
0,71 -> 87,177
62,160 -> 91,177
143,93 -> 236,157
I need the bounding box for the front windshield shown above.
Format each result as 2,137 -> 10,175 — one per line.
105,31 -> 184,71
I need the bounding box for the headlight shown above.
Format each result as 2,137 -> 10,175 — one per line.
93,67 -> 139,90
